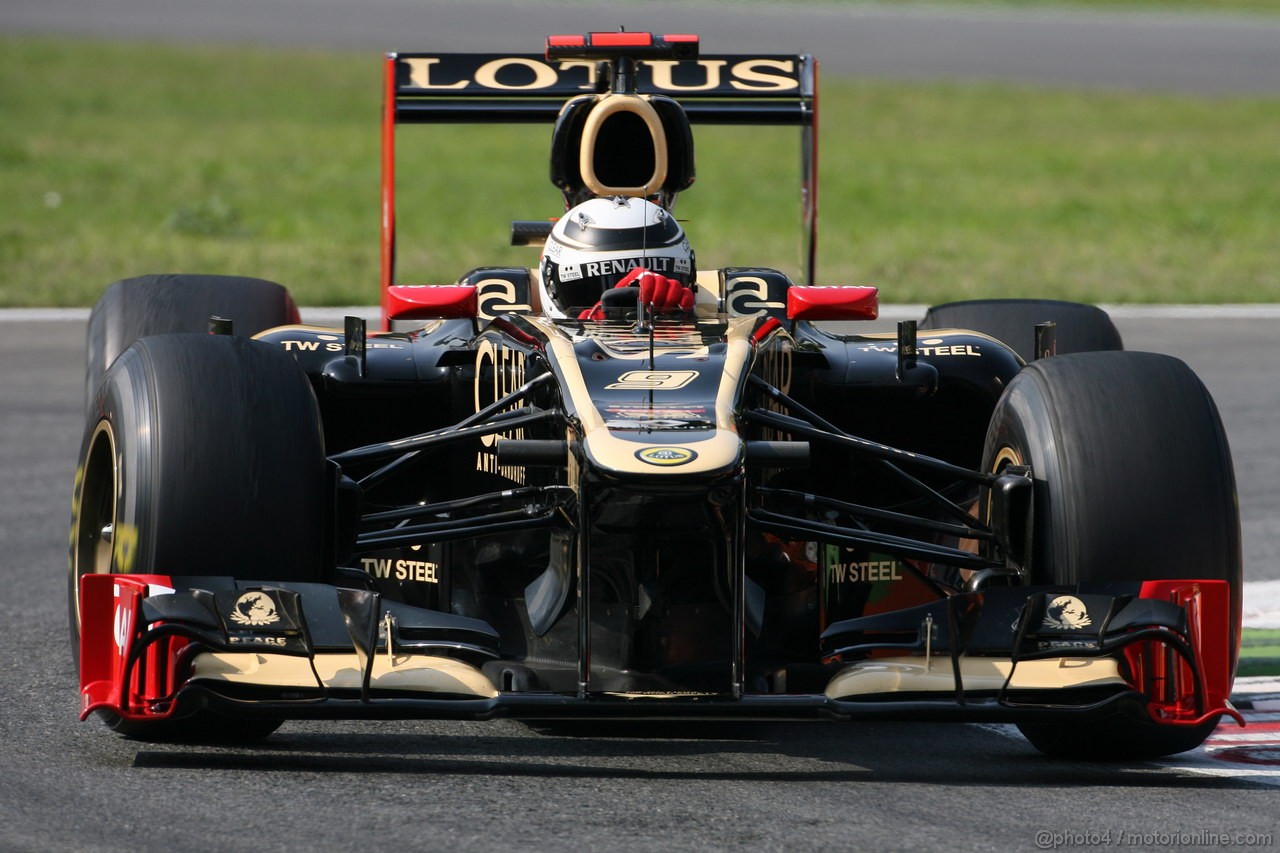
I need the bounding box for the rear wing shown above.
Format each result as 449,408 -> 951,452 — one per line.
380,38 -> 818,327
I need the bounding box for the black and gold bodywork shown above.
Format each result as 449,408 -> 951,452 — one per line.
251,279 -> 1024,700
78,281 -> 1234,727
76,34 -> 1240,748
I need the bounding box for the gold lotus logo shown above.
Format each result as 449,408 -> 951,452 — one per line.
635,446 -> 697,466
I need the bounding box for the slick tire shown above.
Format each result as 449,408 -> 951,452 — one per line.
70,334 -> 327,741
981,352 -> 1241,760
920,299 -> 1122,363
85,273 -> 300,410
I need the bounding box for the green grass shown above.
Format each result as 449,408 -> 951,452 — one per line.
2,35 -> 1279,307
1241,628 -> 1280,657
1238,628 -> 1280,677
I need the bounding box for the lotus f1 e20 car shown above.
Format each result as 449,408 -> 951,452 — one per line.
71,33 -> 1244,758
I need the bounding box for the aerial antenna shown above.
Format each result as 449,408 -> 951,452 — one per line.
639,197 -> 653,332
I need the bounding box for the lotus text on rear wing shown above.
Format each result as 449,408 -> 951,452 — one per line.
397,55 -> 803,95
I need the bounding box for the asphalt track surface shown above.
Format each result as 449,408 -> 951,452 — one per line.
4,0 -> 1280,94
3,312 -> 1279,853
5,4 -> 1280,851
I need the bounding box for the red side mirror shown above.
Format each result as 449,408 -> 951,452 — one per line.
786,286 -> 879,321
386,285 -> 478,321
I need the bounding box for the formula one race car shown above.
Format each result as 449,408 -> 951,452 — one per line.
71,32 -> 1243,759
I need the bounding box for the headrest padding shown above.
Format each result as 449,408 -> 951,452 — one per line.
578,94 -> 668,198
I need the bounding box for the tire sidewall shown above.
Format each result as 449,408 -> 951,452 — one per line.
982,364 -> 1073,583
70,334 -> 328,647
69,345 -> 157,641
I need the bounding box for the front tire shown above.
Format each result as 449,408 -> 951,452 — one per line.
981,352 -> 1241,759
921,298 -> 1122,363
84,273 -> 300,410
70,334 -> 327,740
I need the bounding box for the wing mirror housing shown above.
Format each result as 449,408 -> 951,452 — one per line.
386,285 -> 478,321
786,286 -> 879,321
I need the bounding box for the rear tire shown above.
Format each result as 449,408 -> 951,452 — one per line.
921,298 -> 1122,363
70,334 -> 327,741
85,274 -> 299,410
981,352 -> 1241,759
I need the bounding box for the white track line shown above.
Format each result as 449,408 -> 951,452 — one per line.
1243,580 -> 1280,630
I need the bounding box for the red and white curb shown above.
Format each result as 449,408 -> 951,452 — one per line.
1168,701 -> 1280,786
1181,676 -> 1280,783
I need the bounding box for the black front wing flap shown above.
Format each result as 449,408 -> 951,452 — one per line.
79,574 -> 1241,729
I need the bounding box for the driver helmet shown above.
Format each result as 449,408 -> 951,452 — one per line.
539,196 -> 694,317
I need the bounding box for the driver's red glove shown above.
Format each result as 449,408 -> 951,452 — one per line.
637,270 -> 695,313
578,267 -> 695,320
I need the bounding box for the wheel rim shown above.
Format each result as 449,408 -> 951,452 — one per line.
982,445 -> 1024,523
990,446 -> 1023,475
72,420 -> 118,632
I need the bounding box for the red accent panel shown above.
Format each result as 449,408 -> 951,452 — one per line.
750,317 -> 783,345
490,317 -> 541,348
786,285 -> 879,321
662,34 -> 700,43
386,285 -> 478,321
381,53 -> 398,331
591,32 -> 653,47
547,35 -> 586,47
79,574 -> 176,721
1130,580 -> 1243,728
809,58 -> 820,283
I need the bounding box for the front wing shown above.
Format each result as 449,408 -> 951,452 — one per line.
80,573 -> 1242,729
